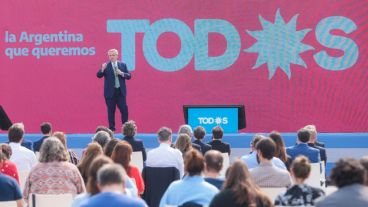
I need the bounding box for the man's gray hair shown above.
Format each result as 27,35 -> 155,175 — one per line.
178,125 -> 193,137
39,137 -> 68,163
157,127 -> 172,142
108,49 -> 118,55
97,163 -> 126,186
93,131 -> 111,148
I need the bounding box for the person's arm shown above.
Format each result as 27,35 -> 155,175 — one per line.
120,63 -> 131,80
141,142 -> 147,162
97,63 -> 107,78
16,199 -> 24,207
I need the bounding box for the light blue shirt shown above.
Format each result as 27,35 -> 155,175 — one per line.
241,152 -> 287,170
159,175 -> 219,207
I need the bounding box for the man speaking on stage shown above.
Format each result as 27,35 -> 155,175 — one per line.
97,49 -> 131,131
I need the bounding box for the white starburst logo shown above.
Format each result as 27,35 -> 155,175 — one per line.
245,9 -> 314,79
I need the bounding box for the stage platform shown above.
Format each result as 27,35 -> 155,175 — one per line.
1,133 -> 368,177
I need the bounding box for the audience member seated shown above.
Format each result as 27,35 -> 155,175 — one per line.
111,141 -> 145,195
33,122 -> 52,152
241,134 -> 286,170
79,164 -> 147,207
193,126 -> 211,155
286,128 -> 320,163
23,137 -> 85,203
250,138 -> 292,187
178,124 -> 201,152
304,125 -> 327,165
1,144 -> 20,183
95,125 -> 114,138
316,158 -> 368,207
8,123 -> 37,172
53,131 -> 79,165
77,143 -> 103,184
175,133 -> 194,158
103,138 -> 120,157
122,120 -> 147,161
92,131 -> 111,149
146,127 -> 184,178
275,156 -> 325,206
207,126 -> 231,155
204,150 -> 224,190
269,131 -> 292,170
360,156 -> 368,186
160,150 -> 219,207
209,160 -> 272,207
305,124 -> 324,148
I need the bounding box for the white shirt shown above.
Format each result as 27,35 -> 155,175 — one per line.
9,142 -> 37,171
146,143 -> 184,178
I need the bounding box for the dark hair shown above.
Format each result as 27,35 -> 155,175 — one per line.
212,126 -> 223,139
193,126 -> 206,140
40,122 -> 52,134
97,163 -> 126,186
122,120 -> 137,137
269,131 -> 288,163
157,127 -> 172,142
95,125 -> 114,138
291,156 -> 311,179
360,156 -> 368,185
297,128 -> 310,143
103,138 -> 120,157
77,143 -> 103,183
204,150 -> 223,173
86,155 -> 113,195
185,150 -> 205,176
1,144 -> 12,159
8,123 -> 24,143
331,158 -> 365,188
256,138 -> 276,160
111,141 -> 132,173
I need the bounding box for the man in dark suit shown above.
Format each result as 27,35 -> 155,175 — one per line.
97,49 -> 131,131
286,128 -> 320,163
193,126 -> 211,155
122,120 -> 146,161
304,125 -> 327,165
207,126 -> 231,155
33,122 -> 52,152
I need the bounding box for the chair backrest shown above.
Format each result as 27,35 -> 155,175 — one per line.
142,166 -> 180,207
29,194 -> 73,207
18,171 -> 30,192
219,153 -> 230,176
131,151 -> 144,172
261,187 -> 287,203
305,162 -> 321,188
0,201 -> 18,207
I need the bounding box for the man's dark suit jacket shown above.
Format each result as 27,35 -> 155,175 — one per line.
193,139 -> 212,155
122,136 -> 147,161
96,61 -> 131,98
308,143 -> 327,165
33,136 -> 49,152
21,139 -> 34,151
315,141 -> 325,148
207,139 -> 231,155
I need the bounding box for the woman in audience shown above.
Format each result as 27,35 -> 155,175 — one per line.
111,141 -> 145,195
175,133 -> 193,157
53,131 -> 79,165
269,131 -> 292,170
103,138 -> 120,157
0,144 -> 20,183
275,156 -> 325,206
77,142 -> 103,184
160,150 -> 219,207
23,137 -> 85,203
209,160 -> 272,207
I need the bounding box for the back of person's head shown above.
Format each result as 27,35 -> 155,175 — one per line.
78,143 -> 103,181
360,156 -> 368,185
269,131 -> 288,163
92,131 -> 111,148
103,138 -> 120,157
111,141 -> 132,172
303,125 -> 317,141
0,144 -> 12,160
184,150 -> 205,176
175,133 -> 192,155
331,158 -> 365,188
87,155 -> 113,195
97,163 -> 126,188
204,150 -> 223,173
52,131 -> 68,150
95,125 -> 114,138
40,122 -> 52,135
251,134 -> 266,149
8,123 -> 24,143
157,127 -> 172,142
297,128 -> 310,143
212,126 -> 224,140
39,137 -> 68,163
256,138 -> 276,160
178,124 -> 193,137
193,126 -> 206,140
122,120 -> 137,137
291,156 -> 311,180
